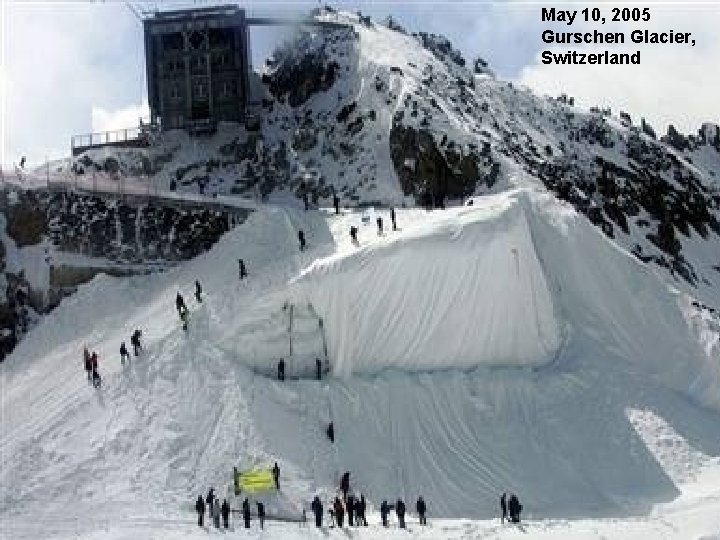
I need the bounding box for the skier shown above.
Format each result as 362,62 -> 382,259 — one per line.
131,329 -> 142,356
340,471 -> 350,500
377,216 -> 383,236
417,496 -> 427,525
195,280 -> 202,303
195,495 -> 205,527
396,498 -> 406,529
83,347 -> 92,380
212,497 -> 221,528
311,495 -> 323,527
256,501 -> 265,529
316,357 -> 322,380
333,497 -> 345,527
206,488 -> 215,515
298,230 -> 306,251
239,258 -> 248,280
333,193 -> 340,215
508,494 -> 522,523
176,292 -> 188,318
242,497 -> 251,528
357,494 -> 368,526
221,498 -> 230,529
390,207 -> 397,231
347,494 -> 355,526
278,358 -> 285,381
272,461 -> 280,490
326,421 -> 334,443
380,500 -> 390,527
500,492 -> 507,524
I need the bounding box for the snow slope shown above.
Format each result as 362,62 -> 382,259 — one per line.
2,189 -> 720,540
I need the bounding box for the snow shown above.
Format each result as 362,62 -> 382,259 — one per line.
2,188 -> 720,540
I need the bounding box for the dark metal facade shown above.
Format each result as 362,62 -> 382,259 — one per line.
143,5 -> 250,131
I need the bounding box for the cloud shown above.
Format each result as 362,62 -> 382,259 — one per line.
92,101 -> 149,133
516,5 -> 720,135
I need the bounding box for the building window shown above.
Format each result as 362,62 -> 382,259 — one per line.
194,82 -> 207,99
162,33 -> 183,51
221,81 -> 235,98
170,85 -> 182,100
189,30 -> 205,50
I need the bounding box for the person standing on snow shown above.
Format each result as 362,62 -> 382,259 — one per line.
508,494 -> 522,523
84,347 -> 93,380
416,496 -> 427,525
195,495 -> 205,526
333,193 -> 340,215
396,498 -> 406,528
316,357 -> 322,380
340,471 -> 350,500
349,226 -> 358,245
120,342 -> 130,365
376,216 -> 383,236
298,230 -> 306,251
277,358 -> 285,381
346,493 -> 355,526
272,462 -> 280,490
212,497 -> 221,528
500,492 -> 507,523
195,280 -> 203,303
221,498 -> 230,529
390,207 -> 397,231
242,497 -> 251,528
256,501 -> 265,529
90,352 -> 101,388
326,421 -> 334,443
131,329 -> 143,356
357,494 -> 368,526
380,500 -> 390,527
311,495 -> 323,527
206,488 -> 215,515
333,497 -> 345,527
239,258 -> 247,280
176,292 -> 188,318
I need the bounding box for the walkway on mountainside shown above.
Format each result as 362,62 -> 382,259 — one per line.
0,167 -> 257,214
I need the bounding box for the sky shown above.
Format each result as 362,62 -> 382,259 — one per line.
1,0 -> 719,166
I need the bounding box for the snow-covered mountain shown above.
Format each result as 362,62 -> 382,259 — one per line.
2,8 -> 720,540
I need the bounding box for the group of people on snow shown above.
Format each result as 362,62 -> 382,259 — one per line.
348,207 -> 399,244
196,488 -> 231,529
83,347 -> 101,388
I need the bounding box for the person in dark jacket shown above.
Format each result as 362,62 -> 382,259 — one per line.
195,495 -> 205,526
176,292 -> 187,318
340,471 -> 350,500
349,226 -> 358,245
278,358 -> 285,381
333,497 -> 344,527
353,496 -> 362,526
316,357 -> 322,380
390,207 -> 397,231
355,493 -> 367,527
256,501 -> 265,529
298,230 -> 306,251
242,497 -> 251,528
206,488 -> 215,514
327,421 -> 335,443
221,499 -> 230,529
508,494 -> 522,523
120,342 -> 130,365
212,498 -> 221,528
396,499 -> 406,528
195,280 -> 203,303
417,496 -> 427,525
346,494 -> 355,526
333,194 -> 340,215
84,348 -> 92,380
500,492 -> 507,523
272,462 -> 280,490
311,495 -> 323,527
380,500 -> 390,527
376,216 -> 383,236
239,259 -> 248,280
131,329 -> 142,356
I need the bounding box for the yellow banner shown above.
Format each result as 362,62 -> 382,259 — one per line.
236,468 -> 274,493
